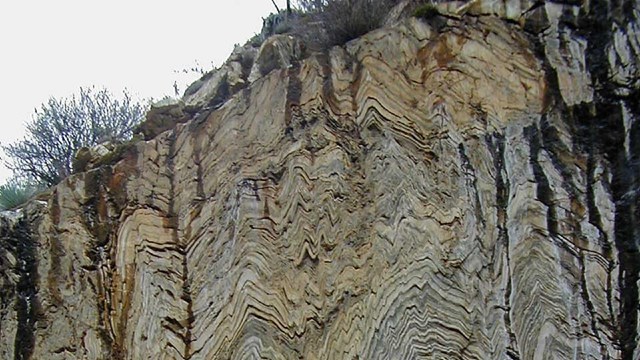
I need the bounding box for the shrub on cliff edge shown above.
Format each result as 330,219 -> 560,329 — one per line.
295,0 -> 399,48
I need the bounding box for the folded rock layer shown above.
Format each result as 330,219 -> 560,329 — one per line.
1,0 -> 639,359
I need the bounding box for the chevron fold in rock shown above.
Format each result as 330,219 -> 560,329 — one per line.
1,2 -> 639,359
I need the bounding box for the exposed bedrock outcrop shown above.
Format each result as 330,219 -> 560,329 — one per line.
0,0 -> 638,359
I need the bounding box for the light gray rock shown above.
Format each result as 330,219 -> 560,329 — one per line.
0,1 -> 638,359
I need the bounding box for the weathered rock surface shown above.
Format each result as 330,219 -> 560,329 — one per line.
137,97 -> 190,140
1,0 -> 639,359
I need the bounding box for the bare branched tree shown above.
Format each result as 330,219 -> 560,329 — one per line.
3,87 -> 147,187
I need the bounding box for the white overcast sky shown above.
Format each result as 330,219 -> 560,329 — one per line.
0,0 -> 287,184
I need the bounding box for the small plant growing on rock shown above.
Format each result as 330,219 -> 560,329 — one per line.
0,177 -> 43,211
413,3 -> 440,20
246,33 -> 265,48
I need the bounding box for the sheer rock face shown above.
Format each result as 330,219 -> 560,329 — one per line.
1,1 -> 639,359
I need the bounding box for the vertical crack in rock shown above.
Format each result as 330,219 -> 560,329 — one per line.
531,5 -> 616,352
524,123 -> 558,237
604,100 -> 639,360
0,207 -> 45,360
284,58 -> 302,137
539,114 -> 582,228
193,135 -> 205,201
167,130 -> 193,359
584,135 -> 616,323
0,225 -> 14,345
82,168 -> 121,358
47,191 -> 63,309
0,220 -> 18,359
12,215 -> 39,360
486,133 -> 521,360
181,251 -> 193,360
578,0 -> 640,356
317,52 -> 336,111
458,143 -> 484,227
606,100 -> 640,360
542,109 -> 612,356
578,248 -> 611,359
184,128 -> 207,244
574,99 -> 638,358
348,55 -> 362,117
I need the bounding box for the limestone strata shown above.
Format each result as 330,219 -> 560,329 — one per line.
1,0 -> 639,359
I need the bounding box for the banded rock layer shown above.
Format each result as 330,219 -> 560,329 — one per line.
1,1 -> 639,359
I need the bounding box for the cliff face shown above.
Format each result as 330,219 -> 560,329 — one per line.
1,1 -> 639,359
